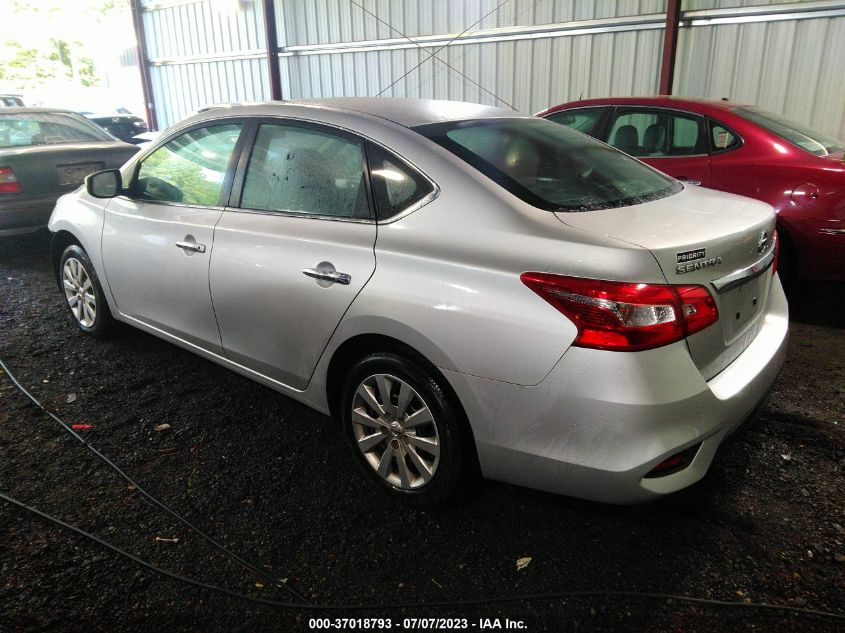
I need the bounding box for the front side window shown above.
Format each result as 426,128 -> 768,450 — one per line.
240,123 -> 370,219
0,112 -> 112,148
545,107 -> 606,136
367,143 -> 433,220
135,123 -> 243,205
734,106 -> 844,156
416,118 -> 681,212
606,110 -> 705,157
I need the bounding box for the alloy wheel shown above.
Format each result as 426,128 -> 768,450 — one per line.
62,257 -> 96,328
350,373 -> 441,490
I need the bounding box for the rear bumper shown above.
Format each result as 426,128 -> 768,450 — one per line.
0,193 -> 62,236
444,274 -> 789,504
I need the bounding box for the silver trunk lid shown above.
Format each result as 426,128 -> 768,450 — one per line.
555,185 -> 777,379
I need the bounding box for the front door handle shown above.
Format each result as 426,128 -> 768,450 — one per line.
175,240 -> 206,254
302,267 -> 351,285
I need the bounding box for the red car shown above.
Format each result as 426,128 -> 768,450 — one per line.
537,97 -> 845,282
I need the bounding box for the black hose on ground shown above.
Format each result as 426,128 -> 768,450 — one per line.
0,357 -> 310,604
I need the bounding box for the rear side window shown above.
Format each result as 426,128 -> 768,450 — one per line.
545,107 -> 605,135
135,123 -> 243,206
240,123 -> 370,219
710,121 -> 741,152
367,143 -> 433,220
606,110 -> 705,157
416,118 -> 680,212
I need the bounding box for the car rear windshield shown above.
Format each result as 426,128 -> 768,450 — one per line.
414,117 -> 681,212
734,106 -> 844,156
0,112 -> 113,148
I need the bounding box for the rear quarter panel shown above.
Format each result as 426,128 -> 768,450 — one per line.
306,121 -> 670,393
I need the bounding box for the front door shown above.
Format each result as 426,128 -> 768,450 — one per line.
210,120 -> 377,390
102,122 -> 245,354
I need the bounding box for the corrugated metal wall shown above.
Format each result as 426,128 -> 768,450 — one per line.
675,8 -> 845,139
276,0 -> 668,113
142,0 -> 270,127
141,0 -> 845,140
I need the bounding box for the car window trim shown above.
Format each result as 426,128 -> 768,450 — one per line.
605,106 -> 709,158
124,118 -> 250,209
227,116 -> 377,223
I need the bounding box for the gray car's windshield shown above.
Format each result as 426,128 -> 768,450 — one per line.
0,112 -> 113,148
415,117 -> 681,211
734,106 -> 844,156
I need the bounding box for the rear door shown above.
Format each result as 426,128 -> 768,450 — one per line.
102,121 -> 245,354
209,119 -> 377,390
604,107 -> 712,186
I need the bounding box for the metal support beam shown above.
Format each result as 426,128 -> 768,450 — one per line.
262,0 -> 283,100
659,0 -> 682,95
130,0 -> 158,130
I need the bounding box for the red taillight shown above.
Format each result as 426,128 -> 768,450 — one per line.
0,166 -> 21,194
520,273 -> 719,352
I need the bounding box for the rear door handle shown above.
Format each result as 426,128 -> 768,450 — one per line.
302,267 -> 351,285
175,241 -> 206,254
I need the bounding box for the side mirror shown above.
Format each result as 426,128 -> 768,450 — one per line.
85,169 -> 122,199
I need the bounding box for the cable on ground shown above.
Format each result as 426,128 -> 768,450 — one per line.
0,357 -> 309,604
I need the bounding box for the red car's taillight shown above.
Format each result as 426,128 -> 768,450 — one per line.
0,167 -> 21,194
520,273 -> 719,352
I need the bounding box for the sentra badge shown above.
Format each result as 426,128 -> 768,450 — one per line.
676,256 -> 723,274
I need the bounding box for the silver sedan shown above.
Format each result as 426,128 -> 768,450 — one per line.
48,98 -> 787,505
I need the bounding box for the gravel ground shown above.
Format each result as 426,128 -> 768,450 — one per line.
0,232 -> 843,633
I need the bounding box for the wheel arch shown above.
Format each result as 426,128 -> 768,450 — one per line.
324,333 -> 475,451
50,230 -> 82,284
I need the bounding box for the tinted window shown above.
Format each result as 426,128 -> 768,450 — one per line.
710,121 -> 740,152
416,118 -> 681,212
367,143 -> 433,220
607,110 -> 704,157
545,108 -> 605,135
240,123 -> 370,219
135,123 -> 243,205
734,106 -> 844,156
0,112 -> 112,147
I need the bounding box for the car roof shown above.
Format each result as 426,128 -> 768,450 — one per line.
540,96 -> 752,116
0,106 -> 79,115
196,98 -> 527,129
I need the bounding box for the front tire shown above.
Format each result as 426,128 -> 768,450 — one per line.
59,244 -> 114,337
340,352 -> 476,507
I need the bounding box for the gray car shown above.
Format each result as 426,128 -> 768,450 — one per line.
48,99 -> 787,505
0,108 -> 139,236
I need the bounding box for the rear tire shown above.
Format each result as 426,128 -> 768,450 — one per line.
340,351 -> 476,507
59,244 -> 115,337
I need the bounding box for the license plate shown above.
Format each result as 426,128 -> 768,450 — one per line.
57,162 -> 104,186
721,273 -> 770,345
